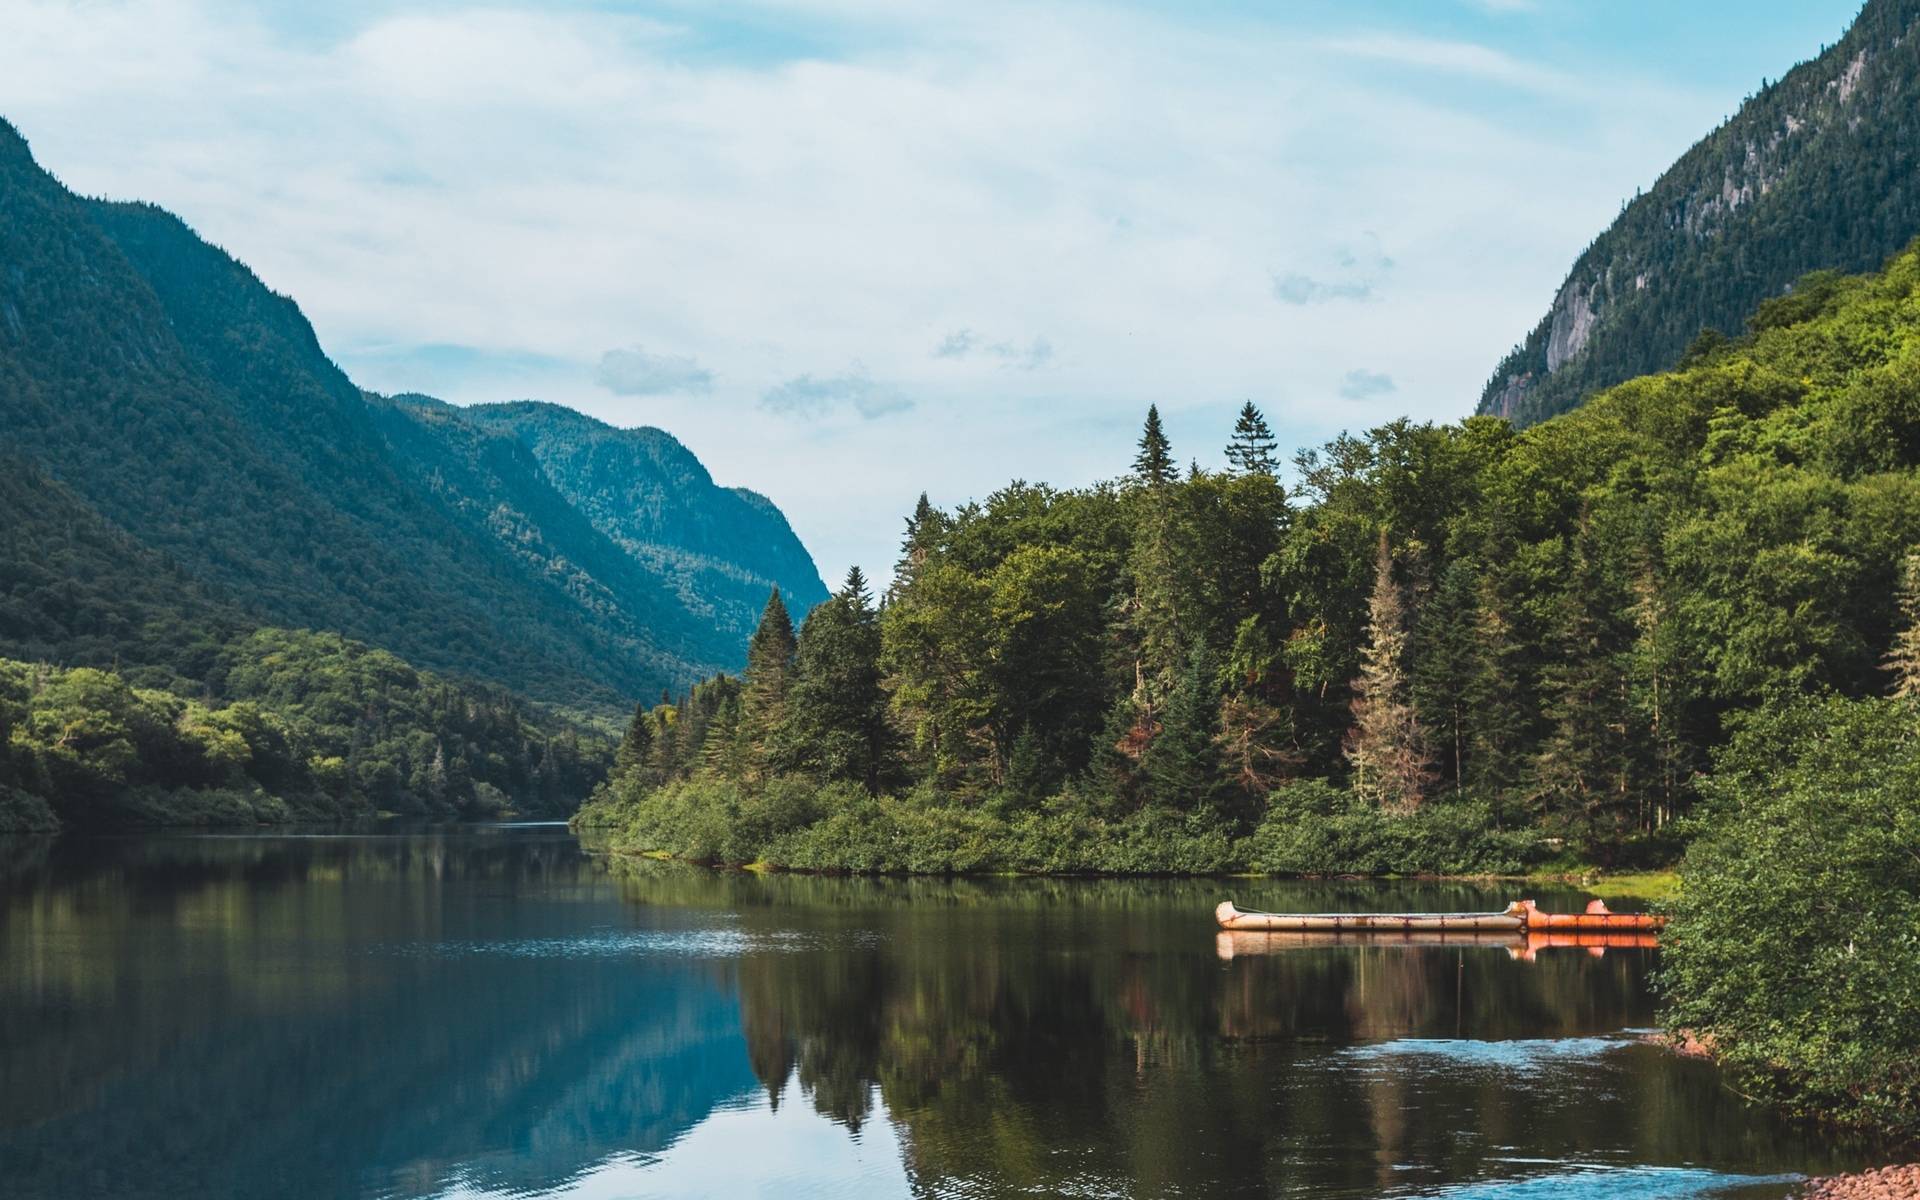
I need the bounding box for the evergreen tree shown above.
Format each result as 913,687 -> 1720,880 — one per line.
1466,550 -> 1530,828
1531,523 -> 1634,839
741,589 -> 798,774
784,569 -> 894,793
1411,558 -> 1478,789
614,701 -> 655,776
1887,547 -> 1920,699
1224,401 -> 1279,475
1627,553 -> 1692,830
1345,530 -> 1433,812
888,494 -> 945,602
1133,405 -> 1174,488
1144,640 -> 1225,814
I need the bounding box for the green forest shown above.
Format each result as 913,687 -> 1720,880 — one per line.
578,242 -> 1920,877
0,629 -> 610,832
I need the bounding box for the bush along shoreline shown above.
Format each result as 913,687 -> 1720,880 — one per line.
1658,693 -> 1920,1142
571,778 -> 1547,877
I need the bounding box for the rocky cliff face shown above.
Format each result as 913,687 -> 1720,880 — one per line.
1479,0 -> 1920,425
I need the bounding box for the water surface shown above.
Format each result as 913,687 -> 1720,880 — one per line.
0,827 -> 1871,1198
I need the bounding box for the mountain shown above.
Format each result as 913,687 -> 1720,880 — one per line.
1478,0 -> 1920,426
0,117 -> 824,710
460,401 -> 829,648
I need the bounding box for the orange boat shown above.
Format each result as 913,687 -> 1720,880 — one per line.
1214,928 -> 1659,962
1517,899 -> 1665,931
1214,898 -> 1665,933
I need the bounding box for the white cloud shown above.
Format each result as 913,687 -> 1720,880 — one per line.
931,329 -> 1053,369
0,0 -> 1759,584
1339,369 -> 1398,401
762,368 -> 913,419
1272,274 -> 1374,305
596,345 -> 715,395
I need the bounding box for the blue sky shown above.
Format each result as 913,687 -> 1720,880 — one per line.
1,0 -> 1866,586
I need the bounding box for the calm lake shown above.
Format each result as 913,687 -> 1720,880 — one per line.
0,825 -> 1873,1199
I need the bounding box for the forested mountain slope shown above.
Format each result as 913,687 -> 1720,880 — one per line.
0,117 -> 820,707
1479,0 -> 1920,426
462,401 -> 828,648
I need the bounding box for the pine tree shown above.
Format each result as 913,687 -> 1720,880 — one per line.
1224,401 -> 1279,475
1144,640 -> 1225,813
1466,565 -> 1529,829
1411,558 -> 1478,789
1887,547 -> 1920,699
1133,405 -> 1174,488
888,494 -> 945,602
741,588 -> 798,774
785,569 -> 894,792
1345,530 -> 1433,812
614,701 -> 655,777
1531,523 -> 1634,839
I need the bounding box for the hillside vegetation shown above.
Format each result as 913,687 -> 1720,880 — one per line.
0,118 -> 824,709
580,242 -> 1920,876
1480,0 -> 1920,426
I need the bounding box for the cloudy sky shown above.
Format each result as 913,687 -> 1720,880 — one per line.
1,0 -> 1863,585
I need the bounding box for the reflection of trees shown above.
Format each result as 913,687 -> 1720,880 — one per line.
4,844 -> 1872,1199
604,860 -> 1863,1196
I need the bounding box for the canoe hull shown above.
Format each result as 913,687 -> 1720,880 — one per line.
1214,899 -> 1666,932
1215,928 -> 1660,961
1519,899 -> 1666,931
1214,901 -> 1526,933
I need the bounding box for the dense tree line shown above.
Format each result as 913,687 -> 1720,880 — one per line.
581,245 -> 1920,873
0,628 -> 610,832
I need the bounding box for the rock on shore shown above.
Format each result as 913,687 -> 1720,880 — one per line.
1802,1164 -> 1920,1198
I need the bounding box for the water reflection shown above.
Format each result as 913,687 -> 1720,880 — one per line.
0,831 -> 1876,1199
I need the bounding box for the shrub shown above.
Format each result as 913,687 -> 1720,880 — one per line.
1659,697 -> 1920,1137
1248,782 -> 1542,876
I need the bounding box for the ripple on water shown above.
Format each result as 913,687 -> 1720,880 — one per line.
371,927 -> 882,960
1402,1165 -> 1802,1199
1339,1035 -> 1630,1072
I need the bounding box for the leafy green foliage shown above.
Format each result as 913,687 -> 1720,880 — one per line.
1660,697 -> 1920,1137
1481,0 -> 1920,426
0,632 -> 610,830
586,241 -> 1920,880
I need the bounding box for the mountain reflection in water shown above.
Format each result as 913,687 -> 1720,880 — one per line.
0,828 -> 1874,1199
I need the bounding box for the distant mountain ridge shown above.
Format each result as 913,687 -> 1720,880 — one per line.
0,116 -> 825,709
1479,0 -> 1920,426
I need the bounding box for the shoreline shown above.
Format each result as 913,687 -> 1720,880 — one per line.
584,839 -> 1678,895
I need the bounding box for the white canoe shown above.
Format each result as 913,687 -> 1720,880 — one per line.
1215,899 -> 1528,933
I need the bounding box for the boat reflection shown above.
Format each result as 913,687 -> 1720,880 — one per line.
1216,928 -> 1660,962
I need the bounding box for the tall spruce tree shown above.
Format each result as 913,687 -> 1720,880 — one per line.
1887,547 -> 1920,699
889,493 -> 945,602
1144,640 -> 1226,814
1134,405 -> 1174,488
1224,401 -> 1279,475
1466,547 -> 1530,828
1411,558 -> 1479,789
741,589 -> 798,774
614,700 -> 655,777
1345,530 -> 1433,812
1531,522 -> 1634,839
785,567 -> 893,792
